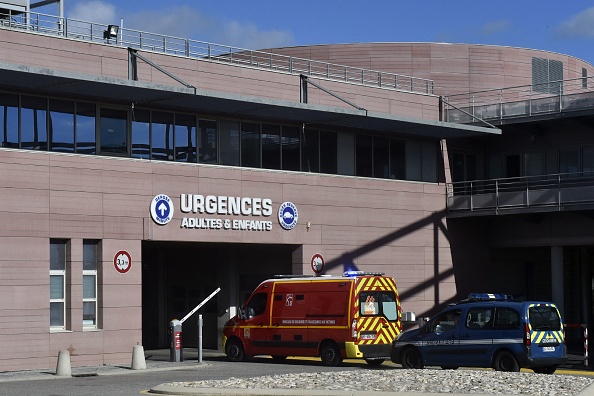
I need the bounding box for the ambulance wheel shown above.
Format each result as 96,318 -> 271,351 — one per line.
320,342 -> 342,366
225,339 -> 245,362
365,358 -> 384,367
533,366 -> 557,374
401,347 -> 424,369
493,350 -> 519,372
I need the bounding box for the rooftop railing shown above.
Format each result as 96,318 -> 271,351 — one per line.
0,9 -> 435,95
444,76 -> 594,124
446,172 -> 594,214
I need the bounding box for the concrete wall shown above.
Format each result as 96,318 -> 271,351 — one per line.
0,147 -> 453,371
263,43 -> 593,96
0,29 -> 440,121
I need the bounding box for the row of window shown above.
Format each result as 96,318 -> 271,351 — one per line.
50,239 -> 99,330
0,92 -> 439,182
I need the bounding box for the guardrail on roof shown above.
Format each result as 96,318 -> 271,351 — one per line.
444,76 -> 594,124
0,10 -> 435,95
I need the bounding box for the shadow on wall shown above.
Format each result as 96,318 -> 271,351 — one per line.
320,209 -> 484,318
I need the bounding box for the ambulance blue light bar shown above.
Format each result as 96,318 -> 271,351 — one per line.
343,271 -> 385,277
468,293 -> 513,301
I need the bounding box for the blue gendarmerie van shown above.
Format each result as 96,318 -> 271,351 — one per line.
391,294 -> 567,373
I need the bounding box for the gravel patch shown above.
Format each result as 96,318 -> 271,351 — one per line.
166,369 -> 593,395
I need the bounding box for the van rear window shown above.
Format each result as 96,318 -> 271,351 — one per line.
528,306 -> 561,331
359,291 -> 398,321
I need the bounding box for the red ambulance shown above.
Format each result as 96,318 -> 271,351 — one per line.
222,271 -> 402,366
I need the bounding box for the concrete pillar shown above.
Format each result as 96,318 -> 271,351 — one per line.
551,246 -> 564,317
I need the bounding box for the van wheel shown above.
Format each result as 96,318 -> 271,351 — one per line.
401,347 -> 424,369
533,366 -> 557,374
225,339 -> 245,362
493,351 -> 519,372
320,342 -> 342,366
365,358 -> 384,367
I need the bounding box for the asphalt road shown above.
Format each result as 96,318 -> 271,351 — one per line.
0,354 -> 363,396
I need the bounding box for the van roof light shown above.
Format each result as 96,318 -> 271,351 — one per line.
342,271 -> 385,277
468,293 -> 513,301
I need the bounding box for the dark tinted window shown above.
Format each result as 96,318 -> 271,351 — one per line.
246,292 -> 268,318
528,305 -> 561,331
466,307 -> 494,329
426,309 -> 461,333
494,307 -> 520,330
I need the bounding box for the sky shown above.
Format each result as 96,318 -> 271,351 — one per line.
42,1 -> 594,66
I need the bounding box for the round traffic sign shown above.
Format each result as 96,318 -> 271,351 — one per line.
311,253 -> 324,274
114,250 -> 132,274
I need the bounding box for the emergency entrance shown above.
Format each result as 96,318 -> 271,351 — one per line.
141,241 -> 296,350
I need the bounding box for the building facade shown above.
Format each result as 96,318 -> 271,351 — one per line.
0,9 -> 592,371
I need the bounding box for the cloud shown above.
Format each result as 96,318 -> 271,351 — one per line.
557,7 -> 594,38
214,21 -> 294,50
67,0 -> 116,25
123,5 -> 294,50
481,20 -> 509,35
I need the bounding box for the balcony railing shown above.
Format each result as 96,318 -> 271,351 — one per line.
444,76 -> 594,124
446,173 -> 594,214
0,10 -> 434,95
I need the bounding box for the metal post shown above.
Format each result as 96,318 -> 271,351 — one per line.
198,314 -> 203,363
169,319 -> 182,362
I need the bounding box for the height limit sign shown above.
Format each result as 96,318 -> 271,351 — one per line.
114,250 -> 132,274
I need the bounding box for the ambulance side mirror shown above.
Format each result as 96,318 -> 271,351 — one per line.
401,311 -> 416,322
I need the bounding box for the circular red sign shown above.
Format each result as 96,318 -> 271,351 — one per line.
311,253 -> 324,274
114,250 -> 132,274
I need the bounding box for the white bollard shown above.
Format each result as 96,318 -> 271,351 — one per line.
55,350 -> 72,377
131,344 -> 146,370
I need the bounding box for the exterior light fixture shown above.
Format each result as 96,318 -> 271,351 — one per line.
103,24 -> 119,40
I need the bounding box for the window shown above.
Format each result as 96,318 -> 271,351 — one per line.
219,120 -> 240,166
559,147 -> 579,175
528,305 -> 561,331
241,122 -> 260,168
426,309 -> 461,333
261,124 -> 280,169
99,108 -> 128,154
524,150 -> 544,176
151,111 -> 174,161
319,131 -> 337,174
0,92 -> 18,148
21,96 -> 48,150
49,99 -> 75,153
583,68 -> 588,89
83,240 -> 99,328
245,292 -> 267,318
50,239 -> 67,329
373,136 -> 389,178
389,139 -> 405,179
359,291 -> 398,321
174,113 -> 196,162
356,134 -> 373,177
494,308 -> 520,330
198,120 -> 217,164
281,126 -> 300,171
301,128 -> 319,173
76,102 -> 96,154
131,109 -> 150,159
465,307 -> 494,329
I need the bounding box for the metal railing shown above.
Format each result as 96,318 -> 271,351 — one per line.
446,172 -> 594,213
0,10 -> 435,95
444,76 -> 594,124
